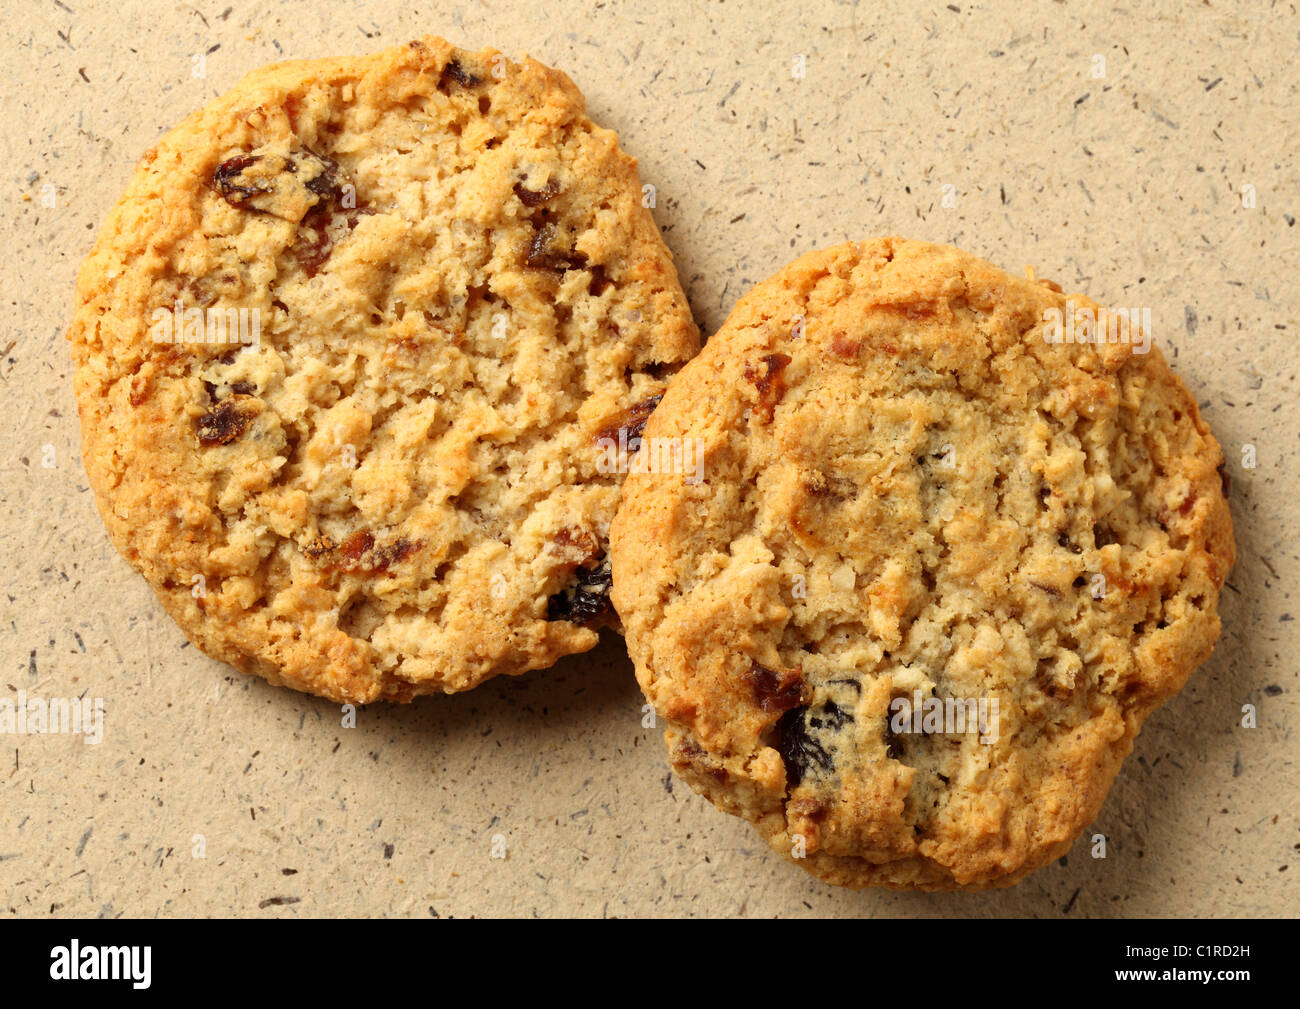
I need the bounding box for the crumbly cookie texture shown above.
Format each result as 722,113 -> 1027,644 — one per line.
610,238 -> 1234,890
69,37 -> 699,703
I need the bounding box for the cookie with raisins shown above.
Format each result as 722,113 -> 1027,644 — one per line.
610,238 -> 1234,889
68,36 -> 697,702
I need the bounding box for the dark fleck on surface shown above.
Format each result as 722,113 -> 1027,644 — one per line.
257,895 -> 301,909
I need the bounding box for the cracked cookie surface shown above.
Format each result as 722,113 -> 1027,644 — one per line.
69,36 -> 698,703
609,238 -> 1234,890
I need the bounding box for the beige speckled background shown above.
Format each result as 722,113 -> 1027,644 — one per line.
2,0 -> 1296,918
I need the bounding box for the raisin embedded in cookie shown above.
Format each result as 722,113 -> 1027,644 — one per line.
68,37 -> 698,703
609,238 -> 1234,890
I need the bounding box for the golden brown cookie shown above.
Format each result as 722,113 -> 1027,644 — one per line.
68,36 -> 698,703
610,238 -> 1234,890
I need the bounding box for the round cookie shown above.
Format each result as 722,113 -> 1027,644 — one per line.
68,36 -> 698,703
610,238 -> 1234,890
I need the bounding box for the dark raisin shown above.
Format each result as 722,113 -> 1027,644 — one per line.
640,361 -> 677,381
513,177 -> 562,207
319,530 -> 420,573
744,660 -> 806,714
339,530 -> 375,564
212,154 -> 268,205
551,527 -> 602,563
775,706 -> 833,788
595,394 -> 662,449
809,700 -> 853,730
828,334 -> 860,360
295,203 -> 374,278
525,223 -> 588,273
196,394 -> 258,446
229,380 -> 256,395
743,352 -> 792,423
370,538 -> 420,572
672,735 -> 728,783
302,151 -> 341,199
213,145 -> 359,285
546,556 -> 613,625
438,59 -> 480,91
883,716 -> 904,760
295,208 -> 334,277
587,264 -> 611,296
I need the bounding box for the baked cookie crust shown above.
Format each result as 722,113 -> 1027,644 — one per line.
69,37 -> 698,703
610,238 -> 1234,890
